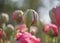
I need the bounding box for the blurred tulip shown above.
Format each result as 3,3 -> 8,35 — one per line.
4,24 -> 14,40
7,24 -> 14,31
12,10 -> 24,23
23,9 -> 39,27
16,24 -> 28,32
49,11 -> 56,25
0,13 -> 9,23
15,32 -> 41,43
43,24 -> 58,37
0,28 -> 6,39
50,6 -> 60,27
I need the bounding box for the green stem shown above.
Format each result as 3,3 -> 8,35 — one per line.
57,29 -> 60,43
47,36 -> 53,43
11,21 -> 17,43
28,27 -> 30,32
52,37 -> 58,43
2,24 -> 5,43
41,32 -> 46,43
11,29 -> 16,43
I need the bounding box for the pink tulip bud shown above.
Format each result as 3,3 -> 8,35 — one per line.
50,6 -> 60,27
43,24 -> 58,37
12,10 -> 24,23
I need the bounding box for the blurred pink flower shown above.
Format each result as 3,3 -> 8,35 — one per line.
15,32 -> 22,40
15,32 -> 41,43
52,6 -> 60,27
11,10 -> 24,23
16,24 -> 28,32
43,24 -> 58,37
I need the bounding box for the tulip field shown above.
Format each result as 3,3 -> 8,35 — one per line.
0,7 -> 60,43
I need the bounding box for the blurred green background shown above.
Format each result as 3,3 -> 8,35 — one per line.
0,0 -> 39,14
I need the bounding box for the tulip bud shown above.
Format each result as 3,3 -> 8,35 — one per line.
4,24 -> 14,40
12,10 -> 24,23
50,6 -> 60,27
0,13 -> 9,27
0,13 -> 9,23
43,24 -> 58,37
7,24 -> 14,31
23,9 -> 39,27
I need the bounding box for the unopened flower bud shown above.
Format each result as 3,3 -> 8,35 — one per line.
0,13 -> 9,23
23,9 -> 39,27
12,10 -> 24,23
43,24 -> 58,37
4,24 -> 14,40
7,24 -> 14,31
50,7 -> 60,27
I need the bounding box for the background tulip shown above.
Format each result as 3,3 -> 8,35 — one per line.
12,10 -> 24,24
0,13 -> 9,23
4,24 -> 14,40
23,9 -> 39,28
43,24 -> 58,37
50,6 -> 60,28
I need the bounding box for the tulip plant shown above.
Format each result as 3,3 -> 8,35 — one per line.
0,9 -> 60,43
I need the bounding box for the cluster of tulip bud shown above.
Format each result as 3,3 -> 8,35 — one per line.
0,8 -> 59,43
